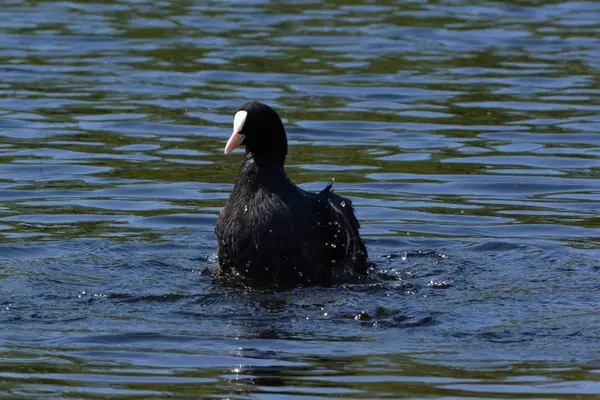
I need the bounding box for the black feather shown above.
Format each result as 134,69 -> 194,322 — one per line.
215,101 -> 368,288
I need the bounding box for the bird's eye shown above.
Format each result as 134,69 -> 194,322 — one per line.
233,110 -> 248,133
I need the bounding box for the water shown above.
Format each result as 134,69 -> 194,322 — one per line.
1,0 -> 599,398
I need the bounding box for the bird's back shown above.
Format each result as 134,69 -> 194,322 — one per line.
216,168 -> 367,288
215,161 -> 325,287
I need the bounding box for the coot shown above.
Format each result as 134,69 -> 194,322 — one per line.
215,101 -> 368,288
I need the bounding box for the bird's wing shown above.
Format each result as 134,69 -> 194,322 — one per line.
318,183 -> 368,274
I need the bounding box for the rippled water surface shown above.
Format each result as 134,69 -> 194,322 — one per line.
1,0 -> 600,398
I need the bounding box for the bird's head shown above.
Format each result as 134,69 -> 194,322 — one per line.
224,101 -> 288,166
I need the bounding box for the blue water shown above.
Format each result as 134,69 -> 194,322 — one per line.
1,0 -> 599,398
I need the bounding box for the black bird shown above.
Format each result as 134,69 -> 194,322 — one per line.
215,101 -> 368,288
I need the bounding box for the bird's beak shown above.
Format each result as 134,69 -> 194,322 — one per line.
225,110 -> 248,154
224,131 -> 245,154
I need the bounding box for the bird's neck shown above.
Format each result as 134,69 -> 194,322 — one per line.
235,153 -> 287,189
245,146 -> 286,168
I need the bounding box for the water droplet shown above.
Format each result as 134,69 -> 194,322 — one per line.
244,205 -> 248,212
427,280 -> 453,289
340,201 -> 346,207
401,252 -> 407,261
331,243 -> 336,248
354,311 -> 371,321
